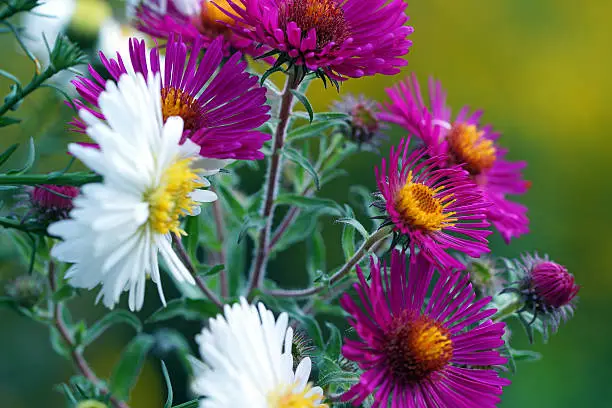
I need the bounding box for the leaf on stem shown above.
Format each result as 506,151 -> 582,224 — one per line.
82,310 -> 142,347
290,89 -> 314,123
109,333 -> 156,401
283,147 -> 320,190
146,298 -> 219,324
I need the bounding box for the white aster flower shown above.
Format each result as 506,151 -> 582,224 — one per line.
191,298 -> 328,408
48,71 -> 217,311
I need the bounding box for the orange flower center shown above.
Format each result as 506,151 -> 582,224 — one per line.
161,87 -> 200,132
282,0 -> 350,48
394,171 -> 457,232
197,0 -> 242,37
447,123 -> 497,175
383,312 -> 453,384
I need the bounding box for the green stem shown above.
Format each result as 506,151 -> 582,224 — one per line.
0,172 -> 102,186
0,217 -> 50,236
0,65 -> 58,117
493,294 -> 522,322
264,225 -> 393,298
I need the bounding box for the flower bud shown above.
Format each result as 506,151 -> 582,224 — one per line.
5,275 -> 45,308
332,94 -> 384,146
531,261 -> 579,308
29,184 -> 79,221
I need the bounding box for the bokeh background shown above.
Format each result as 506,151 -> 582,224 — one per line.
1,0 -> 610,406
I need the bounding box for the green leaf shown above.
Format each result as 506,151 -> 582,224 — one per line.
146,298 -> 219,324
293,111 -> 350,122
336,217 -> 369,240
0,116 -> 21,128
6,137 -> 35,175
290,89 -> 314,122
306,229 -> 326,278
286,120 -> 346,142
283,147 -> 319,190
161,361 -> 173,408
0,143 -> 19,167
215,181 -> 247,224
197,264 -> 225,277
51,284 -> 76,303
109,334 -> 156,401
183,215 -> 200,261
325,323 -> 343,359
49,325 -> 71,359
172,399 -> 201,408
225,226 -> 247,294
272,210 -> 320,253
341,221 -> 356,261
83,310 -> 142,347
275,194 -> 342,215
510,348 -> 542,363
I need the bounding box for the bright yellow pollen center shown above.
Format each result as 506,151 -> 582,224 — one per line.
267,384 -> 328,408
161,87 -> 200,131
411,323 -> 453,365
146,158 -> 203,235
394,172 -> 457,232
447,123 -> 497,175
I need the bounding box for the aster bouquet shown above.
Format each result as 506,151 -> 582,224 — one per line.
0,0 -> 580,407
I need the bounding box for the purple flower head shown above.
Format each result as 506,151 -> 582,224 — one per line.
29,185 -> 79,221
505,253 -> 580,340
381,74 -> 530,243
133,0 -> 263,57
332,94 -> 386,146
340,250 -> 510,407
224,0 -> 413,81
71,35 -> 271,160
373,138 -> 492,272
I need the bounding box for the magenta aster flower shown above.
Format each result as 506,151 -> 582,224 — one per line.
71,35 -> 271,160
381,74 -> 530,243
373,138 -> 491,271
504,253 -> 579,340
132,0 -> 261,56
340,250 -> 510,407
224,0 -> 413,81
29,185 -> 79,221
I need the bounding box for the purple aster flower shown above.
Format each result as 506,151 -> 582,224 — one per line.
71,35 -> 271,160
28,185 -> 79,221
132,0 -> 262,57
224,0 -> 413,81
331,94 -> 386,147
381,74 -> 530,243
340,250 -> 510,407
373,138 -> 491,272
503,253 -> 579,341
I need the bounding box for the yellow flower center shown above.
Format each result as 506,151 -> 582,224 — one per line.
146,157 -> 203,235
447,123 -> 497,175
384,313 -> 454,385
161,87 -> 201,132
394,171 -> 457,232
197,0 -> 242,36
267,383 -> 328,408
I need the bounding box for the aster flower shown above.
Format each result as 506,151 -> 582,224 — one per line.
373,138 -> 491,271
71,35 -> 271,160
225,0 -> 413,82
190,298 -> 328,408
27,185 -> 79,222
49,71 -> 218,311
131,0 -> 259,56
340,250 -> 510,407
381,74 -> 530,243
503,253 -> 579,342
332,94 -> 386,147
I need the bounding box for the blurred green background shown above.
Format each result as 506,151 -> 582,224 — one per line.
1,0 -> 610,407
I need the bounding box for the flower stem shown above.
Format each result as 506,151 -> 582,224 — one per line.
47,261 -> 129,408
0,172 -> 101,186
211,199 -> 229,297
0,216 -> 51,236
247,74 -> 298,294
172,234 -> 223,308
264,225 -> 393,298
493,293 -> 523,322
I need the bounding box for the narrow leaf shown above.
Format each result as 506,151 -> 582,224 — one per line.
109,334 -> 156,401
290,89 -> 314,123
161,361 -> 173,408
283,147 -> 320,190
0,143 -> 19,167
172,400 -> 201,408
7,137 -> 35,175
275,194 -> 342,215
336,217 -> 369,239
83,310 -> 142,347
146,298 -> 219,324
286,120 -> 346,142
325,323 -> 343,359
0,116 -> 20,128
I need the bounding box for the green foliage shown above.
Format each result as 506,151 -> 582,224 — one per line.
109,334 -> 156,401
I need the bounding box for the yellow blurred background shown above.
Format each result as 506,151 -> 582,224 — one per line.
1,0 -> 610,406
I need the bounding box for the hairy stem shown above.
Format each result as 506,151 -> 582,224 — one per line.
247,74 -> 298,294
0,172 -> 101,186
211,199 -> 229,297
264,226 -> 393,298
47,261 -> 130,408
172,234 -> 223,308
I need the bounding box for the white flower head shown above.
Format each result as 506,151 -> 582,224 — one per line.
191,298 -> 328,408
49,71 -> 217,311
